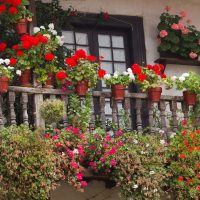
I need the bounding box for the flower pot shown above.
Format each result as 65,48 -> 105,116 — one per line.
75,80 -> 89,96
15,19 -> 28,35
183,90 -> 196,106
148,87 -> 162,102
19,69 -> 32,87
111,84 -> 126,101
0,76 -> 9,93
44,73 -> 54,88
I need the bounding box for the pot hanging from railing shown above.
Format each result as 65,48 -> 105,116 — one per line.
183,90 -> 197,106
44,73 -> 55,88
148,87 -> 162,102
15,19 -> 28,35
111,84 -> 126,101
19,69 -> 32,87
0,76 -> 9,93
75,80 -> 89,96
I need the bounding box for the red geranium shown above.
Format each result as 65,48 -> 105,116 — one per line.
10,0 -> 21,7
0,42 -> 7,52
56,71 -> 67,80
0,4 -> 6,13
39,35 -> 48,44
138,73 -> 146,81
16,51 -> 23,56
22,40 -> 32,49
9,58 -> 17,65
131,64 -> 142,74
98,69 -> 106,78
8,7 -> 17,14
161,74 -> 167,79
45,53 -> 55,61
87,55 -> 97,61
178,176 -> 183,181
12,44 -> 19,50
65,57 -> 77,68
179,154 -> 187,159
75,49 -> 86,59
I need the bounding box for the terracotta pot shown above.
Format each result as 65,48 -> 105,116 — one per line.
75,80 -> 89,96
19,69 -> 32,87
15,19 -> 28,35
111,84 -> 126,101
183,90 -> 197,106
44,73 -> 55,88
148,87 -> 162,102
0,76 -> 9,93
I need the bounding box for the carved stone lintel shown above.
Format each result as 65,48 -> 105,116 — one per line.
9,92 -> 16,125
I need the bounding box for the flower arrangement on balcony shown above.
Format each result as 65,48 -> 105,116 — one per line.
0,0 -> 33,34
103,68 -> 135,101
167,121 -> 200,199
56,49 -> 102,96
0,58 -> 16,93
157,6 -> 200,59
131,63 -> 171,102
172,72 -> 200,105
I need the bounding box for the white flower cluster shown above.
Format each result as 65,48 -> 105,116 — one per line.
104,68 -> 135,81
172,72 -> 189,82
33,23 -> 65,46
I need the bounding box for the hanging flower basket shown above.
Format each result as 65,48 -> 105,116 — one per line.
111,84 -> 126,101
44,73 -> 55,88
183,90 -> 197,106
19,69 -> 32,87
148,87 -> 162,102
75,80 -> 89,96
15,19 -> 28,35
0,76 -> 9,93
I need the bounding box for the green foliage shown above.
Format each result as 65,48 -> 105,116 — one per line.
67,93 -> 92,131
40,99 -> 65,125
0,125 -> 63,200
114,132 -> 169,200
119,109 -> 131,131
0,59 -> 14,79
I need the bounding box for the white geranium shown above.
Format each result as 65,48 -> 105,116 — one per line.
133,139 -> 138,144
127,68 -> 132,74
48,23 -> 54,30
132,184 -> 138,189
104,74 -> 111,79
129,74 -> 135,80
182,73 -> 189,77
146,143 -> 150,147
51,30 -> 57,36
8,66 -> 14,70
4,59 -> 10,65
153,189 -> 158,193
169,132 -> 176,138
171,76 -> 177,81
40,26 -> 45,29
16,70 -> 22,76
56,35 -> 64,46
0,59 -> 4,64
33,27 -> 40,33
159,130 -> 165,134
43,34 -> 51,39
123,71 -> 129,76
149,171 -> 155,175
160,140 -> 166,145
113,71 -> 119,78
179,76 -> 185,82
72,149 -> 79,154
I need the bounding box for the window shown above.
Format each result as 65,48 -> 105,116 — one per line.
62,14 -> 146,129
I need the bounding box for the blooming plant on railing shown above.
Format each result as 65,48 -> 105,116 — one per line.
173,72 -> 200,94
167,120 -> 200,199
0,0 -> 33,24
157,6 -> 200,59
103,68 -> 135,86
131,63 -> 171,91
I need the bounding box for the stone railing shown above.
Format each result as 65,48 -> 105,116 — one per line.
0,86 -> 199,137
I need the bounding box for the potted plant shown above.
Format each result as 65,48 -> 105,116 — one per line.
0,58 -> 15,93
131,63 -> 170,102
103,68 -> 135,101
0,0 -> 33,35
58,49 -> 101,96
173,72 -> 200,105
157,6 -> 200,59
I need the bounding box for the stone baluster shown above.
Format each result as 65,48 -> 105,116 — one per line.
9,91 -> 16,125
21,93 -> 29,126
135,98 -> 142,132
111,98 -> 118,130
99,94 -> 106,130
62,94 -> 68,128
170,100 -> 178,132
148,100 -> 154,134
123,97 -> 132,131
89,97 -> 95,132
181,102 -> 189,121
158,100 -> 167,138
193,104 -> 200,127
0,94 -> 4,128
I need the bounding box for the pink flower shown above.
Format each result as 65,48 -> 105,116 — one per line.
116,130 -> 124,135
44,134 -> 51,139
67,149 -> 74,158
90,145 -> 96,150
182,28 -> 189,34
70,161 -> 79,169
80,181 -> 87,187
164,5 -> 171,12
159,30 -> 168,38
117,141 -> 123,146
100,157 -> 106,163
110,159 -> 117,167
78,145 -> 85,157
73,128 -> 80,133
52,135 -> 59,141
89,162 -> 96,167
178,23 -> 185,30
76,172 -> 83,181
189,52 -> 198,59
171,23 -> 179,30
103,143 -> 109,149
78,134 -> 84,139
179,11 -> 187,18
186,19 -> 192,24
106,137 -> 111,142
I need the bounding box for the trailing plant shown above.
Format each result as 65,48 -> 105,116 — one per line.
67,93 -> 92,132
40,99 -> 65,125
0,125 -> 63,200
119,109 -> 131,131
157,6 -> 200,59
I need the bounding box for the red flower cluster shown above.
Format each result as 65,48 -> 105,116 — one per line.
9,57 -> 17,65
0,0 -> 22,15
0,42 -> 7,52
98,69 -> 106,78
45,53 -> 55,61
56,71 -> 67,80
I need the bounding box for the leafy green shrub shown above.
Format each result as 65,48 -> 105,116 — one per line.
40,99 -> 65,125
114,133 -> 169,200
0,125 -> 63,200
